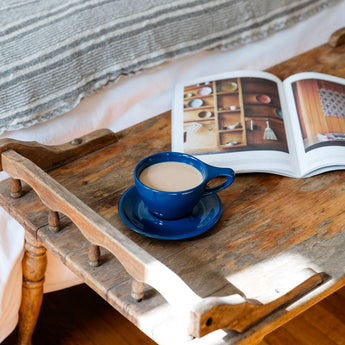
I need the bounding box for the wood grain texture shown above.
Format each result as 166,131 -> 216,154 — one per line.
190,269 -> 322,337
17,233 -> 47,345
1,149 -> 201,317
0,149 -> 327,339
0,128 -> 118,172
1,30 -> 345,345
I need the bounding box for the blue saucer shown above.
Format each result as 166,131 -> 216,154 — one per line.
118,186 -> 222,240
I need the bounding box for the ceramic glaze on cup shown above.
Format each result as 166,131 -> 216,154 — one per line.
134,152 -> 235,219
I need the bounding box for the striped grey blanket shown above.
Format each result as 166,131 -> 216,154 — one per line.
0,0 -> 339,133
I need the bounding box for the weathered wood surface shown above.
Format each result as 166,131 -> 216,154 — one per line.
1,149 -> 201,317
1,147 -> 326,340
0,128 -> 118,172
0,29 -> 345,345
190,269 -> 322,337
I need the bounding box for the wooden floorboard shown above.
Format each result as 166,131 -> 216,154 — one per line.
3,284 -> 157,345
3,284 -> 345,345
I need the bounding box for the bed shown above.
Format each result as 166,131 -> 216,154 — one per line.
0,0 -> 344,342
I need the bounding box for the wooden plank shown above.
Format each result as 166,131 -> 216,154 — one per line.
0,128 -> 118,172
264,327 -> 301,345
0,181 -> 49,236
283,315 -> 337,345
301,304 -> 345,344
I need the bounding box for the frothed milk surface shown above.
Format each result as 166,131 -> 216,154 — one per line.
139,162 -> 203,192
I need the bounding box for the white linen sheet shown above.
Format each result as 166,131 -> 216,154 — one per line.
0,2 -> 344,341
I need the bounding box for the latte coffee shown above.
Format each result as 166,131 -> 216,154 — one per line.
139,161 -> 203,192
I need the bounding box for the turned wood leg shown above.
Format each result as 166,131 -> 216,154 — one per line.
17,233 -> 47,345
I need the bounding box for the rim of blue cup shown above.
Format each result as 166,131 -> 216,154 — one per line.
134,152 -> 207,193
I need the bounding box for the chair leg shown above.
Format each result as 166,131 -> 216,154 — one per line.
17,233 -> 47,345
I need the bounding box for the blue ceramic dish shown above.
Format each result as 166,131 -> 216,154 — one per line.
118,186 -> 222,240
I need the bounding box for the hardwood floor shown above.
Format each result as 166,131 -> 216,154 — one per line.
3,284 -> 345,345
3,284 -> 156,345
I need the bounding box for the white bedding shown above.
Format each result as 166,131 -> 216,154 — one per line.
1,1 -> 344,341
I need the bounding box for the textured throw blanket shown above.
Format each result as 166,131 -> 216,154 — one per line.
0,0 -> 340,133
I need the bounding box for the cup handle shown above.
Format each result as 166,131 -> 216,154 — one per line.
202,165 -> 235,197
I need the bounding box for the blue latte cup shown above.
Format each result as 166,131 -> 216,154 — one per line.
134,152 -> 235,219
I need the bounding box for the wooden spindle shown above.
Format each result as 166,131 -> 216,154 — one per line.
88,244 -> 101,267
10,178 -> 22,198
48,210 -> 60,232
131,279 -> 145,302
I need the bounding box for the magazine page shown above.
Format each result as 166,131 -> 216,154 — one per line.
171,70 -> 299,177
283,72 -> 345,177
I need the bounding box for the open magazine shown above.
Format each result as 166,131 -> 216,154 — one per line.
172,71 -> 345,178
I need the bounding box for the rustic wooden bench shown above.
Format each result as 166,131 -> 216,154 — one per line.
0,28 -> 344,345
